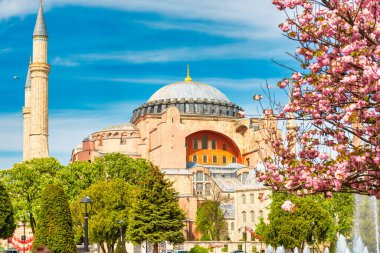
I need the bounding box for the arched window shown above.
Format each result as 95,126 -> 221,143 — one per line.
211,140 -> 217,149
222,143 -> 227,151
192,155 -> 198,163
222,156 -> 227,164
202,135 -> 208,149
246,158 -> 250,166
231,222 -> 235,231
259,210 -> 264,218
193,139 -> 198,149
120,133 -> 128,145
242,194 -> 246,204
196,172 -> 203,181
242,211 -> 246,222
251,211 -> 255,223
232,156 -> 237,163
203,155 -> 208,163
250,194 -> 254,204
212,155 -> 218,164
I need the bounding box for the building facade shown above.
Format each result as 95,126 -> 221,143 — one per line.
71,68 -> 274,241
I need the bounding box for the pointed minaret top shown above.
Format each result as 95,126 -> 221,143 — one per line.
184,64 -> 192,82
33,0 -> 47,37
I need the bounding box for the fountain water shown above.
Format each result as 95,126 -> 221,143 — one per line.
302,244 -> 310,253
370,196 -> 380,253
275,246 -> 285,253
324,248 -> 329,253
336,234 -> 349,253
294,247 -> 299,253
354,195 -> 380,253
266,245 -> 274,253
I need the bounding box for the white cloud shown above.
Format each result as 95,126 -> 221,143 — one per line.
65,41 -> 293,64
52,56 -> 79,67
0,0 -> 286,40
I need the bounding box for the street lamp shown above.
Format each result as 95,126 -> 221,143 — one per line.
182,219 -> 192,241
80,196 -> 93,253
118,220 -> 124,253
22,215 -> 26,253
311,221 -> 315,253
238,226 -> 247,253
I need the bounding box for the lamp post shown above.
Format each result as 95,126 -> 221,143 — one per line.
182,219 -> 192,241
311,221 -> 315,253
22,215 -> 26,253
238,226 -> 247,253
80,196 -> 93,253
118,220 -> 124,253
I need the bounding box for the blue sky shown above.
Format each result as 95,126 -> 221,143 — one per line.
0,0 -> 296,168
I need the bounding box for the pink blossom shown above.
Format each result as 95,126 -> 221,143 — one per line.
281,200 -> 296,213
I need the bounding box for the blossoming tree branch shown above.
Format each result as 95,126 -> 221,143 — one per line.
257,0 -> 380,198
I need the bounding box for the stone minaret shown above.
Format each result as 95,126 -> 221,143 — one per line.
22,60 -> 32,161
29,0 -> 50,159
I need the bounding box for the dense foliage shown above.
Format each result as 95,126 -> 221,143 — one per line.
33,184 -> 76,253
258,0 -> 380,197
260,192 -> 354,249
195,200 -> 227,241
71,179 -> 135,253
128,165 -> 185,253
189,246 -> 209,253
0,158 -> 62,232
0,182 -> 16,239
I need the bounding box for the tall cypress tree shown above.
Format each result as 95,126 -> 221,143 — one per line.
33,184 -> 76,253
0,181 -> 16,239
128,165 -> 185,253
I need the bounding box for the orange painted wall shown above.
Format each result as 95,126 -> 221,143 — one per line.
186,130 -> 241,165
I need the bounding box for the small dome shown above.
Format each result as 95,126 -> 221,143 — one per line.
148,81 -> 230,103
101,123 -> 137,131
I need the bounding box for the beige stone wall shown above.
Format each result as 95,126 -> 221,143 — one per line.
233,187 -> 271,241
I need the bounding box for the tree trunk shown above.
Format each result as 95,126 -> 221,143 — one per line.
101,242 -> 106,253
153,242 -> 159,253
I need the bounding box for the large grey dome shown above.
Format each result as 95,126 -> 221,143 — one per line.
148,81 -> 230,103
131,71 -> 243,123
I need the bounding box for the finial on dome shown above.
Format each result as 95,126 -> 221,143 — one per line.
184,64 -> 192,82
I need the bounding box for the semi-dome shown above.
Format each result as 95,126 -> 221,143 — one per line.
148,81 -> 230,103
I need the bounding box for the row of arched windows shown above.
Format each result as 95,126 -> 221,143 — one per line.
192,155 -> 237,164
241,193 -> 255,204
241,210 -> 263,223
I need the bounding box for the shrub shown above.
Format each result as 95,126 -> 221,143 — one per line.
189,246 -> 209,253
0,182 -> 15,239
33,184 -> 76,253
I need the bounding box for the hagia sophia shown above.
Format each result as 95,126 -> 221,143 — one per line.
20,0 -> 274,250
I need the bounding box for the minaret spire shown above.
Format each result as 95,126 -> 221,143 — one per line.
28,0 -> 50,159
184,64 -> 192,82
33,0 -> 47,37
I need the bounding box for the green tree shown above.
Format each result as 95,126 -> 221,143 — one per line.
0,158 -> 62,233
189,246 -> 209,253
0,181 -> 16,239
71,179 -> 135,253
261,193 -> 333,250
195,200 -> 226,241
128,165 -> 185,253
33,184 -> 76,253
92,153 -> 151,185
55,161 -> 96,201
318,193 -> 354,239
